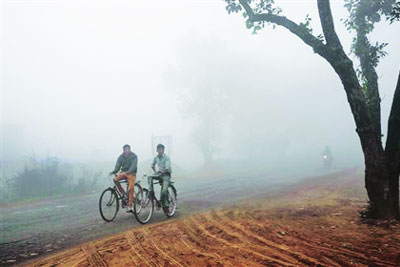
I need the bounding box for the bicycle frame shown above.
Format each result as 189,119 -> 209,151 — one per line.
151,181 -> 164,208
103,176 -> 130,208
146,174 -> 173,207
114,180 -> 127,196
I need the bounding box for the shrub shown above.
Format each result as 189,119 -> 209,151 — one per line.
13,157 -> 71,198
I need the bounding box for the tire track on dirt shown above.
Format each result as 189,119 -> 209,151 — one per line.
141,229 -> 186,267
278,223 -> 395,266
179,236 -> 227,266
130,229 -> 183,267
225,209 -> 331,267
187,216 -> 296,266
238,214 -> 349,266
116,235 -> 141,266
176,220 -> 234,266
81,243 -> 107,267
181,219 -> 238,263
124,231 -> 157,266
300,241 -> 396,266
133,230 -> 171,267
209,210 -> 326,267
192,214 -> 299,265
321,256 -> 342,267
199,213 -> 300,265
239,210 -> 396,266
98,237 -> 140,266
144,223 -> 227,267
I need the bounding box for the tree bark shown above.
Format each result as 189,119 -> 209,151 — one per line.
358,131 -> 391,218
385,71 -> 400,219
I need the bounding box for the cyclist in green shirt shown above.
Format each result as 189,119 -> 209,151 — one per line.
149,144 -> 171,210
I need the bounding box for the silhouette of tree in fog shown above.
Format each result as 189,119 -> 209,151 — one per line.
225,0 -> 400,220
168,37 -> 230,165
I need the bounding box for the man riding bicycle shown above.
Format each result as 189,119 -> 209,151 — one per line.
149,144 -> 171,212
110,144 -> 138,213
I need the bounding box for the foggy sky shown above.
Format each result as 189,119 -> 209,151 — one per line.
2,0 -> 400,170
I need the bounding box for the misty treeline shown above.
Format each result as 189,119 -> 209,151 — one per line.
167,36 -> 328,169
223,0 -> 400,220
1,156 -> 104,202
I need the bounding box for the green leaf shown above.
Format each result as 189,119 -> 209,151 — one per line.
246,20 -> 254,29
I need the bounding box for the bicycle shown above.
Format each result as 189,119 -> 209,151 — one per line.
133,173 -> 177,224
99,175 -> 144,222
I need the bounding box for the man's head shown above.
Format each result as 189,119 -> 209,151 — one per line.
156,144 -> 165,157
123,144 -> 131,155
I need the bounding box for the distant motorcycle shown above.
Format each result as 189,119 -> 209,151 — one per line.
322,154 -> 333,168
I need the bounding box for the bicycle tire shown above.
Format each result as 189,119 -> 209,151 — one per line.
133,183 -> 143,214
164,184 -> 177,218
99,188 -> 119,222
134,188 -> 154,224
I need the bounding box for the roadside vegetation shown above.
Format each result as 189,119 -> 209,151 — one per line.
1,156 -> 104,203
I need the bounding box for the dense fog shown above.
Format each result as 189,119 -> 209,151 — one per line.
2,0 -> 400,189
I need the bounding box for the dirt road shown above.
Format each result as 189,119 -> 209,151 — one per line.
24,169 -> 400,266
2,168 -> 313,265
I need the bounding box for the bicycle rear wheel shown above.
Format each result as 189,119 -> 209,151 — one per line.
134,188 -> 154,224
164,185 -> 177,217
99,188 -> 119,222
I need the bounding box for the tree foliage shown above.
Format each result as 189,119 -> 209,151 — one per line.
389,1 -> 400,22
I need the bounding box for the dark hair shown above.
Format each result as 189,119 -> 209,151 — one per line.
157,144 -> 165,150
123,144 -> 131,150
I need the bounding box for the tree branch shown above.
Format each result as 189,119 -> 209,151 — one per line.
239,0 -> 328,58
317,0 -> 343,48
239,0 -> 372,133
357,28 -> 382,136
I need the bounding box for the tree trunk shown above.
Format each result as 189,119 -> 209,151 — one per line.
332,55 -> 396,219
385,71 -> 400,219
387,169 -> 400,219
359,131 -> 393,218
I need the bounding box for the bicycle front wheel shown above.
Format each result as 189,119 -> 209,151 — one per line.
134,188 -> 154,224
133,183 -> 143,214
164,185 -> 177,217
99,188 -> 119,222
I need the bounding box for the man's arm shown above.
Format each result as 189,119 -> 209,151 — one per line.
127,154 -> 138,174
110,156 -> 121,175
151,157 -> 157,173
164,156 -> 171,173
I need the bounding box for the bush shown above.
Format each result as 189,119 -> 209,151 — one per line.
73,167 -> 102,193
13,157 -> 71,199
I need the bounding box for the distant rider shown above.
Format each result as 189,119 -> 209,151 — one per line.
321,146 -> 333,167
110,144 -> 138,213
149,144 -> 171,211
